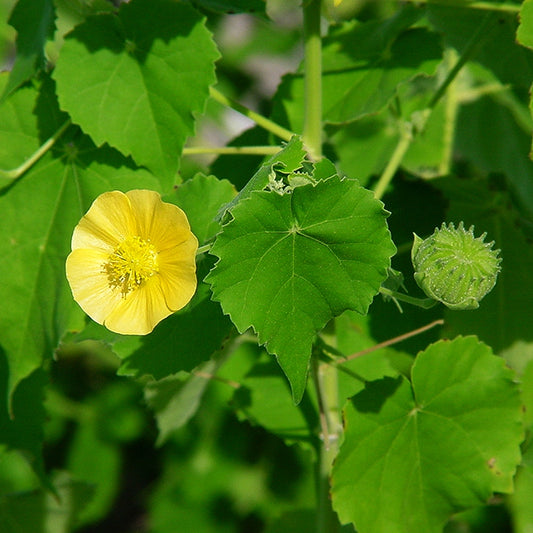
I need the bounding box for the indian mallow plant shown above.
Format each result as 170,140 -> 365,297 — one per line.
0,0 -> 531,532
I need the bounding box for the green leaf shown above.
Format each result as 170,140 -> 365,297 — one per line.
53,0 -> 219,186
187,0 -> 266,15
233,350 -> 319,450
435,177 -> 533,352
331,336 -> 523,533
207,175 -> 396,402
218,135 -> 307,219
428,6 -> 533,94
114,256 -> 233,379
454,89 -> 533,220
0,76 -> 163,401
0,472 -> 94,533
145,361 -> 217,446
1,0 -> 55,102
0,351 -> 48,486
66,418 -> 121,526
510,444 -> 533,533
165,173 -> 236,244
518,0 -> 533,50
272,9 -> 441,129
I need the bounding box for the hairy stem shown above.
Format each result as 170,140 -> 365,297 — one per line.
379,286 -> 438,309
209,86 -> 294,142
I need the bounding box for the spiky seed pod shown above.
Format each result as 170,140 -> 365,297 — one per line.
411,222 -> 501,310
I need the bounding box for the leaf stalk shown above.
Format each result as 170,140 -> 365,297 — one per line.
0,119 -> 71,181
209,86 -> 294,142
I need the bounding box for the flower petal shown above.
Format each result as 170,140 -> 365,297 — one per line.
126,189 -> 196,252
66,248 -> 123,325
72,191 -> 136,251
103,276 -> 172,335
157,240 -> 198,311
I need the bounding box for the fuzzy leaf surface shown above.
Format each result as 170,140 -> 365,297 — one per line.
332,336 -> 523,533
53,0 -> 219,186
207,176 -> 395,402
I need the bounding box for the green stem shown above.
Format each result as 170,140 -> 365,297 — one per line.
428,15 -> 495,109
372,13 -> 496,199
0,119 -> 71,180
183,145 -> 281,156
379,286 -> 438,309
373,122 -> 412,200
196,243 -> 211,255
311,355 -> 341,533
302,0 -> 323,159
402,0 -> 519,13
209,86 -> 294,142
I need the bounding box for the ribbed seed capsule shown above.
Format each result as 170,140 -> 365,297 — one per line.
411,222 -> 501,310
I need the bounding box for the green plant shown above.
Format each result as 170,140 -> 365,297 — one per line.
0,0 -> 532,532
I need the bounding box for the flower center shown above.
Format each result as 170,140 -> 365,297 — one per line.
104,236 -> 159,297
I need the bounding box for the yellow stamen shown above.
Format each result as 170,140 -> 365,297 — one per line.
104,236 -> 159,297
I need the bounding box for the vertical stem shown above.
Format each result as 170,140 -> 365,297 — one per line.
302,2 -> 339,530
312,356 -> 341,533
302,0 -> 323,159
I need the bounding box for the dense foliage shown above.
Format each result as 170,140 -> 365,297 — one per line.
0,0 -> 532,532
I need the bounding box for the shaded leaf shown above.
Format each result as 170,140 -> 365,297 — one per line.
436,177 -> 533,352
53,0 -> 219,186
207,175 -> 396,402
115,256 -> 233,379
332,336 -> 523,533
0,472 -> 93,533
272,9 -> 441,130
233,351 -> 319,450
0,76 -> 162,401
145,361 -> 217,446
0,350 -> 48,486
1,0 -> 55,102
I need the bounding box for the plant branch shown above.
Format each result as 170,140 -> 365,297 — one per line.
402,0 -> 519,13
0,119 -> 71,180
333,319 -> 445,365
183,145 -> 281,156
311,354 -> 341,533
372,13 -> 496,199
209,86 -> 294,142
302,0 -> 323,159
379,287 -> 439,309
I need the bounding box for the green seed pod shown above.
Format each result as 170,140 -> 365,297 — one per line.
411,222 -> 501,310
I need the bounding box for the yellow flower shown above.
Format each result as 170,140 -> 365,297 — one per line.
66,190 -> 198,335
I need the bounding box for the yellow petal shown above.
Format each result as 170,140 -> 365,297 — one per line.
72,191 -> 136,251
126,189 -> 196,252
65,248 -> 123,325
103,276 -> 172,335
157,239 -> 198,311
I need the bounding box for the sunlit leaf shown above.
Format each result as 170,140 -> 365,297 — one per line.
207,175 -> 396,402
166,173 -> 236,244
53,0 -> 219,186
0,77 -> 162,401
332,336 -> 523,533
